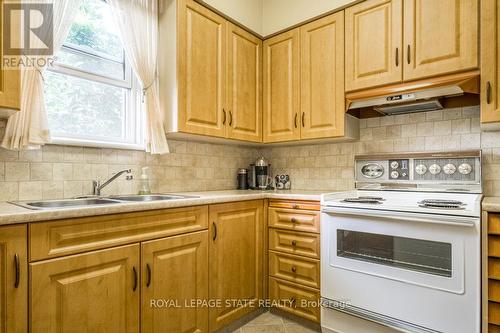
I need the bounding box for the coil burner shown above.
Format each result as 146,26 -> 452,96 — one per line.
418,199 -> 466,210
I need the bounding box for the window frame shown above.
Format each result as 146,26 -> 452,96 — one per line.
46,0 -> 145,151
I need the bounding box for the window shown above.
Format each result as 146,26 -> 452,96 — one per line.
44,0 -> 143,149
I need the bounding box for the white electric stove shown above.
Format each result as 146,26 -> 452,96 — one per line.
320,151 -> 482,333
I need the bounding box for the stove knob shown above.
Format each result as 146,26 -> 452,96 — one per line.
458,163 -> 473,175
443,163 -> 457,175
390,161 -> 399,169
415,164 -> 427,175
429,164 -> 441,175
390,171 -> 399,179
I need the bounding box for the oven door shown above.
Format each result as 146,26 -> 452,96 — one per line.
320,206 -> 480,333
323,207 -> 475,294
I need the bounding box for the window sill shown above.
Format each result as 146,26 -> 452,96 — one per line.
50,137 -> 146,151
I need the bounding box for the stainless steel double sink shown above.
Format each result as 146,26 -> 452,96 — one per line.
10,194 -> 197,210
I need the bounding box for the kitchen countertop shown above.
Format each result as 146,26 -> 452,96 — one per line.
482,197 -> 500,213
0,190 -> 326,226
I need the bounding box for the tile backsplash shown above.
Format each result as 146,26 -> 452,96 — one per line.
264,106 -> 500,196
0,121 -> 258,201
1,105 -> 500,200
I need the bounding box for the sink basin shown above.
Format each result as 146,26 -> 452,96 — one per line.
11,198 -> 121,210
110,194 -> 195,202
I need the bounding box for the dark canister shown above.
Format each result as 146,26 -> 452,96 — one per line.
237,168 -> 248,189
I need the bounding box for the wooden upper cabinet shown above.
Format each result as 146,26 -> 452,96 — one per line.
345,0 -> 403,92
177,0 -> 226,138
300,12 -> 345,140
209,200 -> 263,331
0,1 -> 20,116
141,231 -> 208,333
0,225 -> 27,333
263,29 -> 301,143
403,0 -> 478,81
227,23 -> 262,142
480,0 -> 500,125
30,244 -> 140,333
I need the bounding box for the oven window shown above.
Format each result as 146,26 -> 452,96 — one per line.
337,230 -> 452,277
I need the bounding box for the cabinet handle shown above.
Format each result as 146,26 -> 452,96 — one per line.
395,47 -> 399,67
487,81 -> 492,104
212,222 -> 217,241
291,217 -> 297,223
294,113 -> 298,128
301,112 -> 305,127
222,109 -> 227,125
229,110 -> 233,126
146,263 -> 152,288
292,204 -> 299,209
14,254 -> 20,289
291,240 -> 297,246
407,45 -> 411,64
132,267 -> 138,292
291,266 -> 297,273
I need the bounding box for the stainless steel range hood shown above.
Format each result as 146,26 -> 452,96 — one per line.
346,71 -> 480,115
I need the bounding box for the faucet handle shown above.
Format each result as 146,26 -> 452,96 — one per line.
126,175 -> 133,180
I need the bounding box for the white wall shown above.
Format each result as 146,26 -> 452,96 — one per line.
262,0 -> 358,36
200,0 -> 263,35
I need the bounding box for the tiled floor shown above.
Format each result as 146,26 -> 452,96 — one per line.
233,311 -> 320,333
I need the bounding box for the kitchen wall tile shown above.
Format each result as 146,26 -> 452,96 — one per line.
5,162 -> 30,181
31,162 -> 53,181
0,182 -> 18,201
19,181 -> 43,201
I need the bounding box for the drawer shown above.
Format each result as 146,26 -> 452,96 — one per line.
490,214 -> 500,235
491,302 -> 500,326
269,251 -> 320,288
269,277 -> 320,323
269,228 -> 320,259
269,200 -> 320,211
268,208 -> 320,233
491,279 -> 500,303
29,205 -> 208,261
490,235 -> 500,258
490,258 -> 500,280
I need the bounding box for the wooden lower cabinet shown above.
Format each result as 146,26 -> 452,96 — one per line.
0,224 -> 27,333
141,231 -> 209,333
30,244 -> 140,333
269,277 -> 320,323
208,200 -> 263,331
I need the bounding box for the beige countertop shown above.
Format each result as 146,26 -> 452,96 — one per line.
483,197 -> 500,213
0,190 -> 326,226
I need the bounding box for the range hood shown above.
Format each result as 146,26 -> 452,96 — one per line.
346,71 -> 480,116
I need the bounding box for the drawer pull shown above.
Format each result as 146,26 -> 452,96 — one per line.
291,217 -> 297,223
291,266 -> 297,273
293,204 -> 299,209
291,240 -> 297,246
132,267 -> 138,292
14,254 -> 20,289
212,222 -> 217,241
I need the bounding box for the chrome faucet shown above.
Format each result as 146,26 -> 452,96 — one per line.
92,169 -> 133,196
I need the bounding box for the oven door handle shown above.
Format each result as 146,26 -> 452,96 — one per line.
322,207 -> 477,227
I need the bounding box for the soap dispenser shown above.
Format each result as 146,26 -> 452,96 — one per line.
138,167 -> 151,195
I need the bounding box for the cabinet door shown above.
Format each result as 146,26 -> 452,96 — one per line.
142,231 -> 208,333
0,225 -> 27,333
300,12 -> 345,140
0,1 -> 20,113
263,29 -> 300,143
30,244 -> 140,333
178,0 -> 226,138
209,200 -> 263,331
403,0 -> 478,81
345,0 -> 403,91
227,23 -> 262,142
481,0 -> 500,124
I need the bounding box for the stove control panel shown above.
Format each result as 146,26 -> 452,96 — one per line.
389,159 -> 409,180
354,151 -> 481,190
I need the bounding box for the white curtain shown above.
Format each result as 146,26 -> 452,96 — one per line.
108,0 -> 169,154
1,0 -> 82,150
